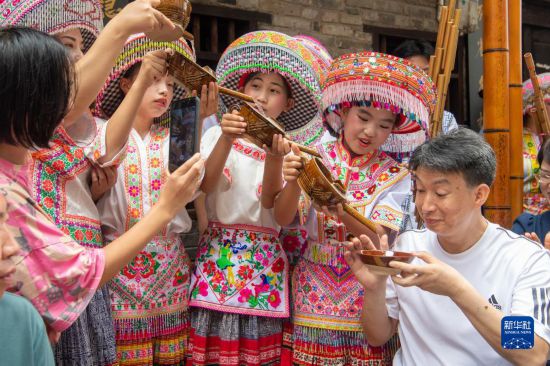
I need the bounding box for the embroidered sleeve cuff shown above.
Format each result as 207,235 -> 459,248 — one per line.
370,205 -> 403,232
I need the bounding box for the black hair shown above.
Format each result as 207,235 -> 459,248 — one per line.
122,61 -> 142,80
0,27 -> 74,149
393,39 -> 435,61
323,101 -> 402,137
409,128 -> 497,187
537,138 -> 550,166
241,71 -> 292,98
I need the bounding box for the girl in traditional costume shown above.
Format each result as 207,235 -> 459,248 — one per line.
93,33 -> 202,365
0,24 -> 202,366
0,1 -> 177,364
275,52 -> 436,365
187,30 -> 323,366
521,72 -> 550,214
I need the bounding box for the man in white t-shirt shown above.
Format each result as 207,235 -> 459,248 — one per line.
345,128 -> 550,365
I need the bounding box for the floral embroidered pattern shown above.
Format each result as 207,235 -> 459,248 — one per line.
31,127 -> 103,249
124,125 -> 168,231
189,223 -> 289,317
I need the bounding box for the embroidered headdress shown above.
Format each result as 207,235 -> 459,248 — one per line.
523,72 -> 550,115
215,30 -> 323,146
290,35 -> 333,146
0,0 -> 104,52
322,51 -> 437,154
94,33 -> 195,122
294,35 -> 333,73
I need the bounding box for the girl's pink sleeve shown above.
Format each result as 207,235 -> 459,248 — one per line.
7,187 -> 105,332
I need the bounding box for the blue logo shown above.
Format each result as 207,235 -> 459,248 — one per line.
501,316 -> 534,350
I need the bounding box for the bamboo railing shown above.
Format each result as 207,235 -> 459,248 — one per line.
509,0 -> 523,222
483,0 -> 511,227
428,0 -> 461,138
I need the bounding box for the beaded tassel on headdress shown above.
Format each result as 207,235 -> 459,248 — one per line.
215,31 -> 323,138
321,52 -> 437,154
95,33 -> 196,125
0,0 -> 104,51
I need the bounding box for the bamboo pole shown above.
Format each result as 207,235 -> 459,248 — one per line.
508,0 -> 523,222
483,0 -> 511,227
428,2 -> 461,138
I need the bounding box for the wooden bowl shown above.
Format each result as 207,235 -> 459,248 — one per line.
149,0 -> 193,41
359,250 -> 414,276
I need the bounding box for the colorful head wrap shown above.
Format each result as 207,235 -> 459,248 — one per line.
523,72 -> 550,115
294,35 -> 333,72
94,33 -> 195,122
322,51 -> 437,153
215,30 -> 323,145
0,0 -> 103,52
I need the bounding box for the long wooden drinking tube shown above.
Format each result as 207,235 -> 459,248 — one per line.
524,53 -> 550,137
296,156 -> 378,233
342,205 -> 378,232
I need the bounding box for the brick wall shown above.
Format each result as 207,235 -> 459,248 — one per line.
192,0 -> 439,57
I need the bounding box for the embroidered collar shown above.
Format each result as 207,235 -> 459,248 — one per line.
336,134 -> 375,169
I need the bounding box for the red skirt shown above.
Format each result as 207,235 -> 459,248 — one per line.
187,308 -> 284,366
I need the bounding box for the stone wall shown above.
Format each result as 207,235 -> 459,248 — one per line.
192,0 -> 439,57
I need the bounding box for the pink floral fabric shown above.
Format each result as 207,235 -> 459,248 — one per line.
0,157 -> 104,332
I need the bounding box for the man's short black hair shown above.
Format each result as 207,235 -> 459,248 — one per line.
0,27 -> 74,149
409,128 -> 497,187
393,39 -> 435,61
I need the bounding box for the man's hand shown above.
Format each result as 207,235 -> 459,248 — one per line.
344,233 -> 391,290
390,251 -> 468,298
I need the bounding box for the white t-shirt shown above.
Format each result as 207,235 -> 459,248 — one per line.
386,222 -> 550,366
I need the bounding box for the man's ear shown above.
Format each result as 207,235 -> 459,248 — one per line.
284,98 -> 295,112
119,77 -> 132,95
473,184 -> 491,207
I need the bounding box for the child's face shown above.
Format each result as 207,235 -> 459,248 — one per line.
0,195 -> 19,298
56,28 -> 84,63
123,72 -> 176,120
341,106 -> 396,155
140,75 -> 175,119
242,72 -> 294,120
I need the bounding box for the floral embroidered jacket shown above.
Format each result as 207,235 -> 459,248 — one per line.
293,137 -> 411,331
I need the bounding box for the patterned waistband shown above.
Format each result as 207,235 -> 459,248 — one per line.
303,240 -> 347,266
293,313 -> 362,332
207,221 -> 280,237
108,233 -> 183,247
